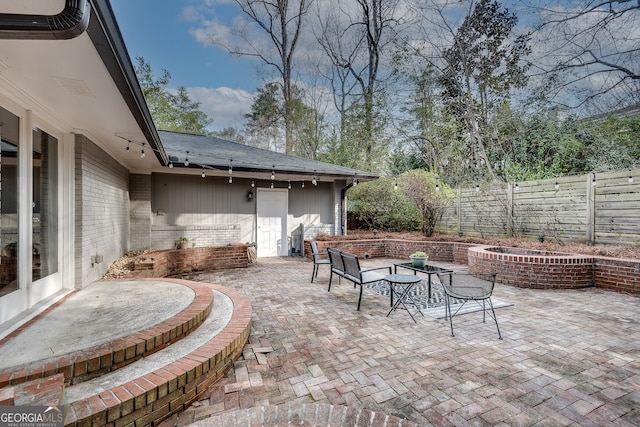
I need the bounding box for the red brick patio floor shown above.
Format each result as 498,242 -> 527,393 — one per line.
163,257 -> 640,427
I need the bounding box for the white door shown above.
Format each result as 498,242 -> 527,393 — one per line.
256,189 -> 288,257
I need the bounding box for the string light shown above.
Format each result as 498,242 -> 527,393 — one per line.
201,170 -> 206,178
271,166 -> 275,180
435,182 -> 440,192
592,173 -> 597,186
184,151 -> 190,166
312,170 -> 317,186
352,176 -> 358,186
475,184 -> 480,192
140,143 -> 145,158
288,180 -> 291,189
169,162 -> 173,168
270,182 -> 274,189
629,169 -> 633,183
515,182 -> 519,191
301,181 -> 305,188
229,176 -> 233,184
126,143 -> 130,153
251,179 -> 255,188
394,180 -> 398,191
229,159 -> 233,174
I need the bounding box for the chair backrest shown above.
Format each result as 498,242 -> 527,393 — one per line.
310,241 -> 322,261
341,252 -> 362,282
327,247 -> 344,272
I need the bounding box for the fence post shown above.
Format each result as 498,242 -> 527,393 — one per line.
507,182 -> 514,237
586,172 -> 596,244
456,189 -> 461,234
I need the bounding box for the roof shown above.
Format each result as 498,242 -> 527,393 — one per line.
159,130 -> 378,182
0,0 -> 166,170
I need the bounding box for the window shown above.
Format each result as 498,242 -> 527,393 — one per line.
0,106 -> 19,297
32,128 -> 58,281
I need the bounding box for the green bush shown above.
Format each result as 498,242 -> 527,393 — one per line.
348,176 -> 420,231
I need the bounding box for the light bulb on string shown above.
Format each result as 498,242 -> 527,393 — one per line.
126,143 -> 130,153
202,170 -> 206,178
229,176 -> 233,184
515,182 -> 519,191
301,181 -> 305,188
394,180 -> 398,191
229,159 -> 233,174
629,169 -> 633,183
592,174 -> 597,186
312,171 -> 317,186
169,162 -> 173,169
475,184 -> 480,192
184,151 -> 190,166
555,180 -> 559,190
140,143 -> 145,158
270,182 -> 274,189
251,180 -> 255,188
435,182 -> 440,191
288,181 -> 291,189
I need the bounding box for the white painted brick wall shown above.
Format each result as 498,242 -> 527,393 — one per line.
74,135 -> 130,288
150,225 -> 242,250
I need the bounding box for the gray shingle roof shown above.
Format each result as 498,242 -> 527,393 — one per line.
159,130 -> 378,180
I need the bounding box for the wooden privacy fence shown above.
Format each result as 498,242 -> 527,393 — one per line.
437,168 -> 640,246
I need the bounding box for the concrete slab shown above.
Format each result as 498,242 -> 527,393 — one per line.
0,280 -> 195,369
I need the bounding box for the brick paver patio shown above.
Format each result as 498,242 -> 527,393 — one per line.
163,256 -> 640,427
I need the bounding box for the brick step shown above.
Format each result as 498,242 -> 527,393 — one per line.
0,280 -> 214,389
61,282 -> 251,427
13,373 -> 65,406
180,403 -> 420,427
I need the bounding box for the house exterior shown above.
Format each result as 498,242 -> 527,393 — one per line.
0,0 -> 375,328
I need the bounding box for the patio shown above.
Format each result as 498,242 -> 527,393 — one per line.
165,256 -> 640,427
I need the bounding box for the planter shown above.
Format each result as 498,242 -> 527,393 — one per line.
410,255 -> 428,268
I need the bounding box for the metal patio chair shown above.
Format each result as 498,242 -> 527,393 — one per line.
340,252 -> 391,311
310,241 -> 331,282
439,272 -> 502,339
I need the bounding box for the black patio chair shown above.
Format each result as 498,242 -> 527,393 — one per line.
310,241 -> 331,282
439,272 -> 502,339
341,252 -> 391,311
327,247 -> 346,290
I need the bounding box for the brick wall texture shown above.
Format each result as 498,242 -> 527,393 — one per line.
74,135 -> 130,288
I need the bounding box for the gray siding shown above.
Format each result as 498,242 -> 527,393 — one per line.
74,135 -> 130,288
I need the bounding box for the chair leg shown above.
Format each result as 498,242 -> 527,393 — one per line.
311,264 -> 318,282
328,272 -> 333,291
445,293 -> 455,337
357,285 -> 363,311
487,298 -> 503,340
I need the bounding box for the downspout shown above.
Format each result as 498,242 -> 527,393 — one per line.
340,182 -> 355,236
0,0 -> 90,40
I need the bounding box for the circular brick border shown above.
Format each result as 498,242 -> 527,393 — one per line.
468,245 -> 595,289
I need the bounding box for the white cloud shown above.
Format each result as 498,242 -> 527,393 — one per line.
186,86 -> 254,131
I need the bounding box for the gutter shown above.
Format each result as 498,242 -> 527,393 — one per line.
340,182 -> 355,235
0,0 -> 90,40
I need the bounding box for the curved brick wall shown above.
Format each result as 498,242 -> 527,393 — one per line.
468,246 -> 595,289
305,239 -> 640,294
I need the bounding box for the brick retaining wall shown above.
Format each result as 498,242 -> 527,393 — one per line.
305,239 -> 640,295
132,244 -> 249,278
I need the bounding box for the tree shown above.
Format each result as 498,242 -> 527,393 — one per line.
527,0 -> 640,112
438,0 -> 530,181
210,0 -> 312,154
244,83 -> 283,151
134,57 -> 212,134
315,0 -> 404,169
398,169 -> 454,236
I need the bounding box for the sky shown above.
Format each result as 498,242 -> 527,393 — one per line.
111,0 -> 258,131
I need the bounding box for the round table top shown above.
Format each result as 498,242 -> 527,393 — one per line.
384,274 -> 422,285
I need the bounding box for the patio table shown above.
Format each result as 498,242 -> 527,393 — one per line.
385,274 -> 423,323
394,262 -> 454,299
